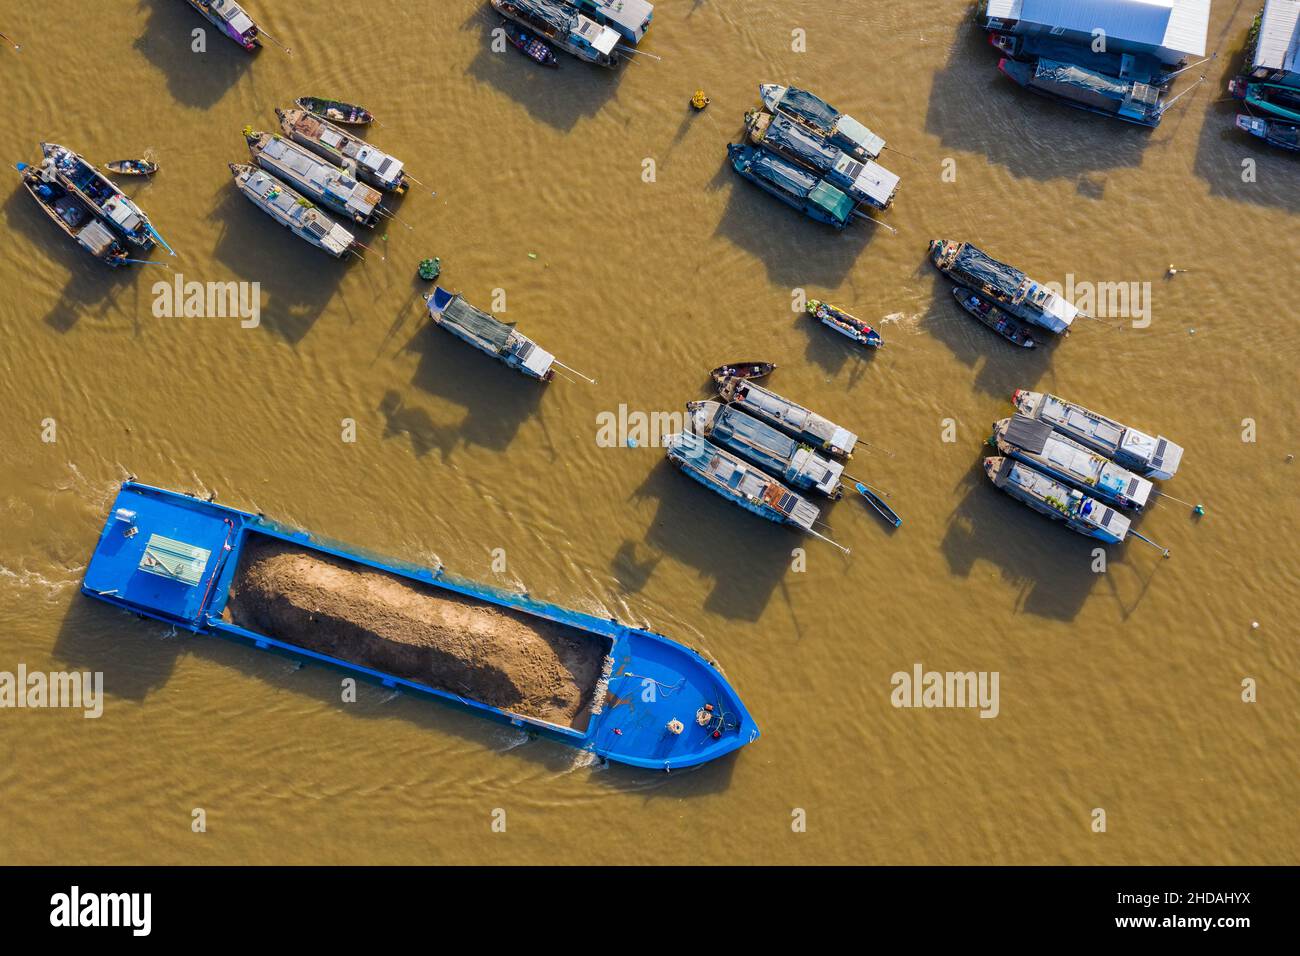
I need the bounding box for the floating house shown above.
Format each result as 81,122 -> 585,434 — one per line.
979,0 -> 1210,67
1247,0 -> 1300,85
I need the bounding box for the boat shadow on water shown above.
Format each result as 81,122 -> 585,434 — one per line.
793,309 -> 880,381
52,581 -> 739,794
134,0 -> 254,111
1,186 -> 136,333
208,186 -> 351,345
923,15 -> 1152,189
618,459 -> 815,624
460,9 -> 621,134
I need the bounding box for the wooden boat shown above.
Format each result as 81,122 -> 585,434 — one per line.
81,481 -> 759,771
276,108 -> 408,193
183,0 -> 259,51
929,239 -> 1077,334
40,142 -> 159,251
998,56 -> 1165,128
491,0 -> 621,68
425,286 -> 556,381
853,482 -> 902,528
1235,114 -> 1300,153
501,19 -> 559,66
104,159 -> 158,176
807,299 -> 882,348
984,456 -> 1133,545
727,143 -> 856,229
710,362 -> 775,387
15,162 -> 130,267
295,96 -> 374,126
759,83 -> 884,160
715,375 -> 858,459
951,286 -> 1036,348
245,128 -> 382,227
228,163 -> 359,259
1229,78 -> 1300,124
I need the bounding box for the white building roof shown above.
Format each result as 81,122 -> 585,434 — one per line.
984,0 -> 1209,58
1255,0 -> 1300,73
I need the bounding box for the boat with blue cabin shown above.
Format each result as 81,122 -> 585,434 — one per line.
687,400 -> 845,499
1012,389 -> 1184,480
79,482 -> 757,771
745,109 -> 899,210
183,0 -> 260,51
984,456 -> 1131,544
992,414 -> 1154,511
16,162 -> 129,267
245,129 -> 382,227
491,0 -> 621,67
276,108 -> 409,194
228,164 -> 359,259
997,57 -> 1166,128
759,84 -> 884,161
425,287 -> 556,381
726,143 -> 856,229
989,32 -> 1174,87
39,143 -> 157,250
715,374 -> 858,459
573,0 -> 653,44
1229,77 -> 1300,123
1235,113 -> 1300,152
929,239 -> 1078,334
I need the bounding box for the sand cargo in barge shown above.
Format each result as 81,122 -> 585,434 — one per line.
80,483 -> 757,771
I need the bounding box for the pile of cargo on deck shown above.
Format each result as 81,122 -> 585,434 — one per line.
224,537 -> 609,730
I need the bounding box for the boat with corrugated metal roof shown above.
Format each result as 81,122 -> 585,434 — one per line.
39,143 -> 159,251
425,287 -> 556,381
244,128 -> 382,227
992,414 -> 1154,511
276,108 -> 409,194
687,400 -> 845,499
744,109 -> 899,210
998,56 -> 1166,127
491,0 -> 621,67
983,456 -> 1131,544
183,0 -> 259,51
16,162 -> 129,267
726,143 -> 855,229
714,374 -> 857,459
228,164 -> 359,259
1235,113 -> 1300,152
759,84 -> 884,161
1011,389 -> 1184,480
929,239 -> 1078,334
80,480 -> 758,771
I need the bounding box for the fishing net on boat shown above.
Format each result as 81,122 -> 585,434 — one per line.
952,244 -> 1028,297
440,296 -> 515,352
774,87 -> 839,130
749,149 -> 819,197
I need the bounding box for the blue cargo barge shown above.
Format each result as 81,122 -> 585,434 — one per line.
80,482 -> 758,771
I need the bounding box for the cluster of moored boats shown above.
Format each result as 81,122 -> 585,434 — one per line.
929,239 -> 1080,342
666,363 -> 902,554
1230,1 -> 1300,154
490,0 -> 653,68
728,85 -> 899,230
983,390 -> 1185,554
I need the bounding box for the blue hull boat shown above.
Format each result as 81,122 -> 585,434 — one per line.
726,143 -> 855,229
80,482 -> 758,771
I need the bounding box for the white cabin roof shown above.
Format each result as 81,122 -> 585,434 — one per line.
1255,0 -> 1300,73
985,0 -> 1209,58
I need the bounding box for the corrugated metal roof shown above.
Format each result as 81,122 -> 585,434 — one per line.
985,0 -> 1209,58
1255,0 -> 1300,72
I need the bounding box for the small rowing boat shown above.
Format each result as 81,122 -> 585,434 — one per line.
984,456 -> 1133,545
710,362 -> 775,387
502,19 -> 559,66
295,96 -> 374,126
807,299 -> 882,348
104,159 -> 158,176
1228,78 -> 1300,124
952,286 -> 1036,348
15,162 -> 130,267
853,482 -> 902,528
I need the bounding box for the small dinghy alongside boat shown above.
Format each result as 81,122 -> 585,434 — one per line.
228,164 -> 359,259
276,108 -> 409,193
40,143 -> 160,251
727,143 -> 856,229
245,128 -> 382,227
425,287 -> 556,381
1235,114 -> 1300,152
295,96 -> 374,126
491,0 -> 621,68
710,362 -> 775,386
952,286 -> 1036,348
984,456 -> 1131,545
758,84 -> 884,161
501,19 -> 559,66
806,299 -> 882,349
687,400 -> 845,499
714,374 -> 857,459
853,482 -> 902,528
16,162 -> 129,267
1011,389 -> 1184,480
184,0 -> 260,51
929,239 -> 1078,334
104,159 -> 157,176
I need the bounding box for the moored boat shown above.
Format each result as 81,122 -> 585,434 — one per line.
726,143 -> 856,229
929,239 -> 1078,334
992,414 -> 1154,511
276,108 -> 409,193
998,56 -> 1165,128
1011,389 -> 1184,480
501,19 -> 559,66
105,159 -> 158,176
1229,78 -> 1300,123
228,164 -> 359,259
295,96 -> 375,126
15,162 -> 129,267
183,0 -> 260,51
573,0 -> 652,45
989,32 -> 1174,87
244,128 -> 382,227
806,299 -> 882,349
39,143 -> 157,250
1235,113 -> 1300,152
80,481 -> 757,771
714,374 -> 857,459
984,456 -> 1131,544
687,400 -> 845,499
491,0 -> 621,68
853,482 -> 902,528
759,84 -> 884,160
951,286 -> 1036,348
710,362 -> 775,386
745,109 -> 899,210
425,286 -> 556,381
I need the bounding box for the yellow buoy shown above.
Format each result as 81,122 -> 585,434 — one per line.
690,89 -> 710,111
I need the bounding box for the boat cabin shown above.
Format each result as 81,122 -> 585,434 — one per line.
574,0 -> 653,44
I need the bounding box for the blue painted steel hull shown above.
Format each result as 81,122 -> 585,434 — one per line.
80,482 -> 758,771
